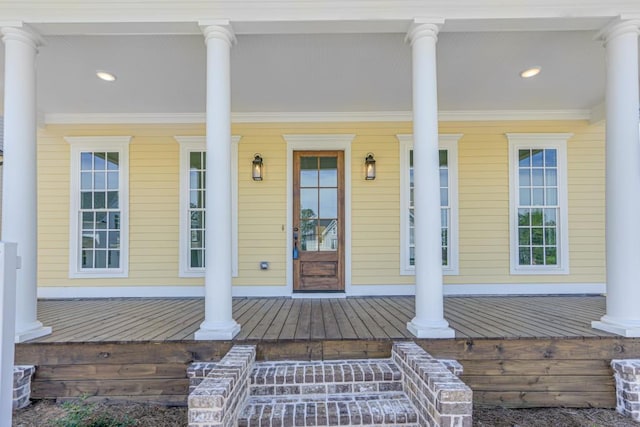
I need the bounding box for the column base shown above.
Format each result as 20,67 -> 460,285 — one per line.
592,316 -> 640,337
194,320 -> 241,341
15,322 -> 52,343
407,318 -> 455,339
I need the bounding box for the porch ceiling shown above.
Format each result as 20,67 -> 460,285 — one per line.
0,12 -> 638,117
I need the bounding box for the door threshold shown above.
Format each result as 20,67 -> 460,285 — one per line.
291,292 -> 346,299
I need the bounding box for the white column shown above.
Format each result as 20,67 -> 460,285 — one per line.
194,22 -> 240,340
406,21 -> 455,339
1,26 -> 51,343
592,19 -> 640,337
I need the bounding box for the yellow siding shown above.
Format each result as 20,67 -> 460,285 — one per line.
37,120 -> 605,290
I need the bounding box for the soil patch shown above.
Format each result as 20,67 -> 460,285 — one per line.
12,400 -> 638,427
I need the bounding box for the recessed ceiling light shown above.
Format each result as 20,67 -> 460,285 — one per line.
96,71 -> 117,82
520,66 -> 541,79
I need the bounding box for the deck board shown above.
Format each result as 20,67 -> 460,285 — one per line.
29,295 -> 615,343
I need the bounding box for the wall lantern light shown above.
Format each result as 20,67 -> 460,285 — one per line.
365,153 -> 376,180
252,154 -> 264,181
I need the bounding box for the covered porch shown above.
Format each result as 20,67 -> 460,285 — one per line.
15,295 -> 638,409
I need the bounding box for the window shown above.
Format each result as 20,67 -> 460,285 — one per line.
176,136 -> 239,277
399,134 -> 460,275
66,136 -> 130,278
508,133 -> 571,274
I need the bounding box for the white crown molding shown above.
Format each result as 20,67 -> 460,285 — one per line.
44,109 -> 593,125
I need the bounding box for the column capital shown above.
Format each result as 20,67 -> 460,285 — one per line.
406,18 -> 444,46
200,21 -> 236,46
1,25 -> 43,49
596,18 -> 640,45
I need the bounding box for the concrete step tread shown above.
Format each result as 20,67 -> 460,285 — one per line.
238,392 -> 419,426
250,359 -> 402,386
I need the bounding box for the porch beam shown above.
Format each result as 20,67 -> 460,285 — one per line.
194,22 -> 241,340
592,18 -> 640,337
1,25 -> 52,343
406,20 -> 455,339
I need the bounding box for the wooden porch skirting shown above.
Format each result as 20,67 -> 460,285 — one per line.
14,296 -> 638,408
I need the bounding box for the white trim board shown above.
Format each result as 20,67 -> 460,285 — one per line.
44,110 -> 593,125
37,282 -> 606,299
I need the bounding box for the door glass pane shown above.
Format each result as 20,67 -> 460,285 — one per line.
300,157 -> 318,187
300,219 -> 318,251
319,157 -> 337,187
319,219 -> 338,251
319,189 -> 337,218
300,189 -> 318,218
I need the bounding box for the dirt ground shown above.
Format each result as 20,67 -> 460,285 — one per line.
11,400 -> 639,427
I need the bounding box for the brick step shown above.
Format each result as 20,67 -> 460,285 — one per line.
249,360 -> 402,398
238,392 -> 419,427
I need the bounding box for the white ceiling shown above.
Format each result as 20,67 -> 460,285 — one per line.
0,7 -> 639,118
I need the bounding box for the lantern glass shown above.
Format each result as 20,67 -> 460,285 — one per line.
365,153 -> 376,180
252,154 -> 263,181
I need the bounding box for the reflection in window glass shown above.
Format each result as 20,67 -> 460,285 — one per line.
409,149 -> 449,266
79,152 -> 121,270
517,149 -> 558,266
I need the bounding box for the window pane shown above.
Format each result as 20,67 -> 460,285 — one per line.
300,219 -> 318,251
518,228 -> 530,245
319,219 -> 338,251
519,150 -> 531,167
108,231 -> 120,249
191,250 -> 204,268
442,247 -> 448,266
545,169 -> 557,186
439,150 -> 448,167
545,228 -> 556,245
81,153 -> 93,170
440,189 -> 448,206
531,209 -> 543,226
190,152 -> 202,169
409,246 -> 415,266
191,211 -> 204,229
519,169 -> 530,186
81,192 -> 92,209
439,169 -> 448,188
532,188 -> 544,205
94,172 -> 106,190
319,189 -> 337,218
545,247 -> 557,265
300,189 -> 318,218
519,247 -> 531,265
94,192 -> 106,209
545,149 -> 557,167
518,209 -> 530,226
319,157 -> 337,187
532,247 -> 544,265
95,250 -> 107,268
300,157 -> 318,187
107,172 -> 119,189
544,208 -> 557,225
108,212 -> 120,229
191,231 -> 204,248
519,188 -> 531,206
108,251 -> 120,268
95,212 -> 107,229
532,168 -> 544,186
107,191 -> 119,209
546,188 -> 557,205
82,250 -> 94,268
531,149 -> 544,166
81,172 -> 92,190
441,209 -> 448,227
82,212 -> 94,229
531,228 -> 543,245
107,152 -> 119,170
94,153 -> 106,170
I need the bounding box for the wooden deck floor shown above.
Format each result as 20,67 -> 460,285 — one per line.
32,295 -> 614,343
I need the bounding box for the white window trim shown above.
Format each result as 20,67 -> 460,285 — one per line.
66,136 -> 131,278
398,134 -> 461,276
507,133 -> 572,275
175,136 -> 240,278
